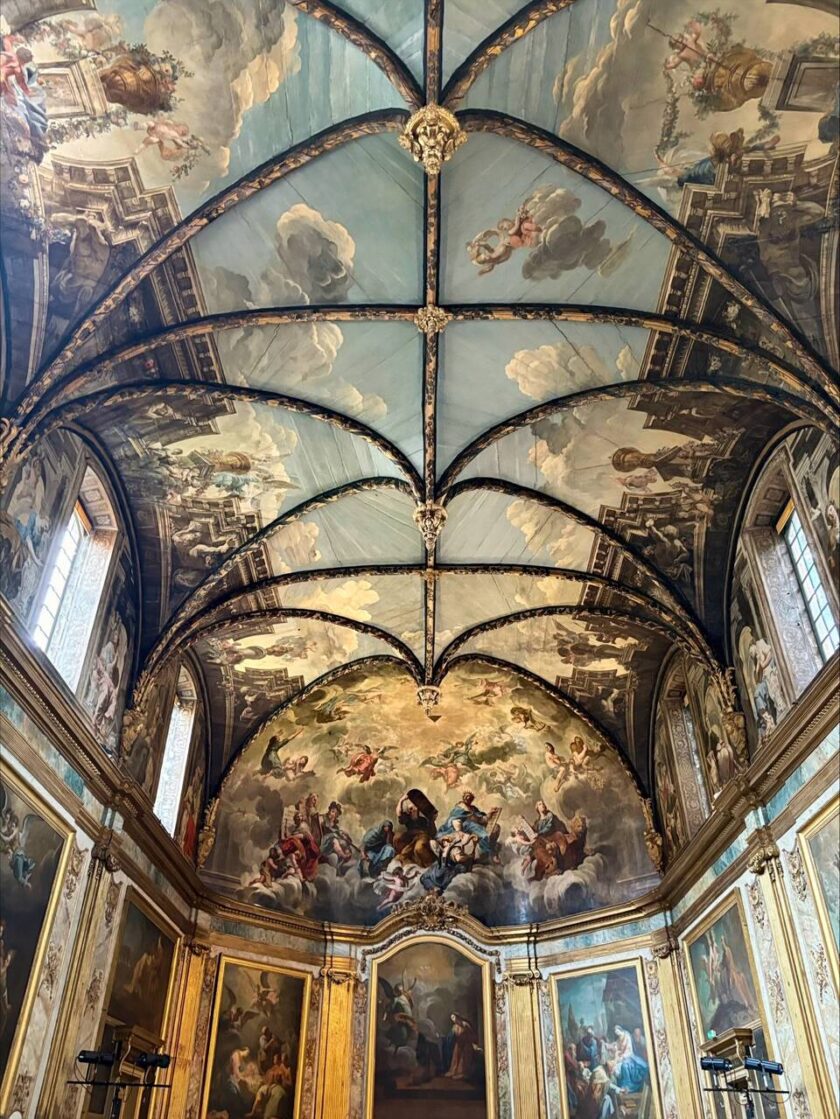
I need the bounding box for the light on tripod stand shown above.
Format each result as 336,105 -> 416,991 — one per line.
77,1050 -> 116,1066
136,1052 -> 171,1070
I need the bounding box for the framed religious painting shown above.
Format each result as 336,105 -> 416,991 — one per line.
798,796 -> 839,989
366,936 -> 496,1119
0,762 -> 74,1114
551,958 -> 661,1119
684,891 -> 781,1119
103,888 -> 179,1044
201,956 -> 310,1119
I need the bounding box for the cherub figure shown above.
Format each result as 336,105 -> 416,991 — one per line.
466,205 -> 543,275
134,118 -> 209,164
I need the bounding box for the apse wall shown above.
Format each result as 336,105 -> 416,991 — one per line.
0,673 -> 836,1119
0,424 -> 838,1119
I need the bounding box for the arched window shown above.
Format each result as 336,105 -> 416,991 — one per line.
31,465 -> 118,690
778,501 -> 839,661
731,427 -> 839,746
154,668 -> 198,835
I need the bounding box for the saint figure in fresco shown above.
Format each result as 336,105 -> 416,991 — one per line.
420,820 -> 479,892
393,789 -> 438,867
317,801 -> 356,875
612,442 -> 716,486
259,729 -> 303,777
437,790 -> 500,860
359,820 -> 395,878
0,35 -> 49,161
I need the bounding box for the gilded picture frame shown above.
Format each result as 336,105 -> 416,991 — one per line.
0,760 -> 74,1115
550,956 -> 662,1119
797,795 -> 839,991
200,955 -> 311,1119
365,934 -> 497,1119
682,890 -> 784,1118
101,887 -> 180,1045
682,890 -> 767,1045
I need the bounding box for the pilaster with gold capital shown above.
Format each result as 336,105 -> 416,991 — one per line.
37,854 -> 122,1119
164,940 -> 211,1119
502,970 -> 547,1119
312,961 -> 357,1119
747,828 -> 835,1118
647,930 -> 703,1119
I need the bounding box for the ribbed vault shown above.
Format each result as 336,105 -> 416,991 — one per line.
2,0 -> 838,812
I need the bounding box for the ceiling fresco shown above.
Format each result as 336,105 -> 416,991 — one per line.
1,0 -> 838,927
205,660 -> 659,927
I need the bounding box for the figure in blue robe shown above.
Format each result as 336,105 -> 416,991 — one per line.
611,1026 -> 649,1093
437,791 -> 495,858
360,821 -> 394,878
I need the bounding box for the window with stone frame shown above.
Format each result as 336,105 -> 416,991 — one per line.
731,436 -> 838,746
154,667 -> 198,835
778,500 -> 839,662
31,466 -> 119,692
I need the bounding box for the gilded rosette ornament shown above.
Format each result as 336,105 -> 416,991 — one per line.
399,104 -> 466,175
414,304 -> 452,334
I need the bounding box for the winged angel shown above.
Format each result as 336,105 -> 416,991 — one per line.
0,784 -> 40,886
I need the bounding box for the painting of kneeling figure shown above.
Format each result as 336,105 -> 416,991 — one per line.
368,939 -> 493,1119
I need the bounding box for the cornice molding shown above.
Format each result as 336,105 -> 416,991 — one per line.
1,598 -> 836,948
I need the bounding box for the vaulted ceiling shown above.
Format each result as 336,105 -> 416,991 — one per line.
3,0 -> 838,796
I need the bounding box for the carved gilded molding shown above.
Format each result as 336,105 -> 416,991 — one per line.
390,893 -> 470,931
414,304 -> 451,334
399,104 -> 466,175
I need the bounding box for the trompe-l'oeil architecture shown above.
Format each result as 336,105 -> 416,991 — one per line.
0,3 -> 838,1119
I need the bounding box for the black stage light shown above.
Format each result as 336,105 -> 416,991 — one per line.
136,1052 -> 171,1070
744,1056 -> 784,1076
700,1056 -> 732,1072
78,1051 -> 115,1066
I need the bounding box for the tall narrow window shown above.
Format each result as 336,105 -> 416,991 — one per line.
33,502 -> 89,652
779,502 -> 839,661
154,668 -> 197,835
30,467 -> 119,690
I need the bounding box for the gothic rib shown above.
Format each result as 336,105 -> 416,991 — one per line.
420,0 -> 446,687
424,0 -> 444,104
443,477 -> 709,647
27,111 -> 409,406
141,607 -> 423,706
20,304 -> 828,428
146,562 -> 426,686
156,559 -> 702,671
17,306 -> 419,425
22,380 -> 424,498
211,654 -> 418,797
442,0 -> 579,106
434,562 -> 716,666
286,0 -> 424,107
149,478 -> 417,668
435,605 -> 698,675
146,560 -> 711,695
438,376 -> 823,497
439,652 -> 646,795
457,111 -> 840,405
